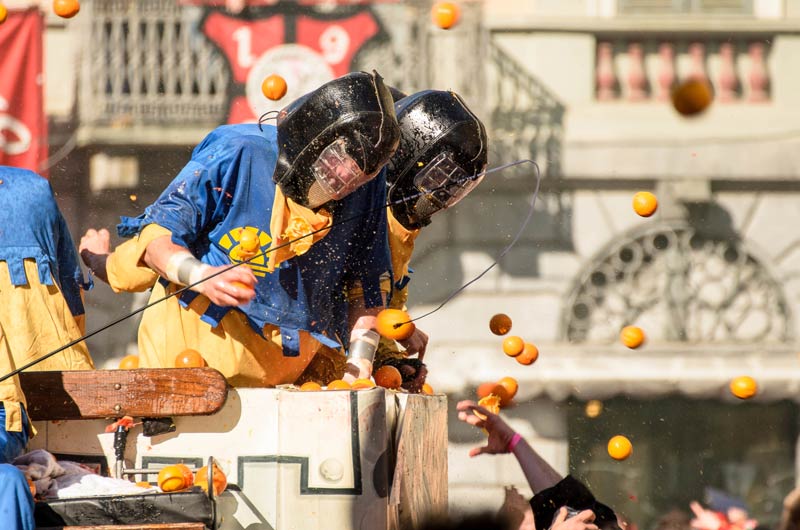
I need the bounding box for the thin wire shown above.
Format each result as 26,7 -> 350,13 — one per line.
398,159 -> 541,326
0,159 -> 539,383
257,110 -> 280,131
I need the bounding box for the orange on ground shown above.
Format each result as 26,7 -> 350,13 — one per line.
620,326 -> 645,349
195,461 -> 227,496
502,335 -> 525,357
175,348 -> 206,368
374,365 -> 403,390
118,355 -> 139,370
238,228 -> 260,253
632,192 -> 658,218
261,74 -> 288,101
475,394 -> 501,421
497,376 -> 519,401
515,343 -> 539,365
0,4 -> 7,24
326,379 -> 351,391
299,381 -> 322,391
158,465 -> 188,492
729,375 -> 758,400
375,308 -> 415,341
53,0 -> 80,18
671,78 -> 713,117
135,481 -> 151,488
431,1 -> 460,30
489,313 -> 512,336
607,435 -> 633,461
352,378 -> 376,390
422,383 -> 434,395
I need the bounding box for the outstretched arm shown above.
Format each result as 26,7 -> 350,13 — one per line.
456,400 -> 562,493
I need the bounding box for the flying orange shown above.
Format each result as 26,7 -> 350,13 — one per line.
502,336 -> 525,357
53,0 -> 80,18
729,376 -> 758,400
620,326 -> 645,349
607,435 -> 633,461
431,1 -> 460,30
672,78 -> 713,117
375,309 -> 415,341
261,74 -> 288,101
489,313 -> 512,336
632,192 -> 658,218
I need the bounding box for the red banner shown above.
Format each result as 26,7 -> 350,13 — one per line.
0,9 -> 47,175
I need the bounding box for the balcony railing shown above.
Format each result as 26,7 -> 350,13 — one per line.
78,0 -> 230,128
595,36 -> 771,102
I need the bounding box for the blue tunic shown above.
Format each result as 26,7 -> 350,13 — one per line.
119,124 -> 391,356
0,167 -> 87,318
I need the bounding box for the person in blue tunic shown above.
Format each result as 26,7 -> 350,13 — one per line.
0,166 -> 96,530
80,71 -> 406,386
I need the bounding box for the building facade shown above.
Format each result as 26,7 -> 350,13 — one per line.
24,0 -> 800,527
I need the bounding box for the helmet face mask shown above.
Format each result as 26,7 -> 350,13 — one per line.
307,137 -> 378,208
413,151 -> 485,210
386,90 -> 488,229
274,71 -> 400,209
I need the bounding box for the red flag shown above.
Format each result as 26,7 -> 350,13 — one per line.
0,9 -> 47,175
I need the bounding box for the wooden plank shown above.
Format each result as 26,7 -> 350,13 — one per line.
36,523 -> 206,530
21,368 -> 228,421
388,393 -> 448,530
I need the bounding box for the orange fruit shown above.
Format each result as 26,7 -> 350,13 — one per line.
476,382 -> 498,400
671,78 -> 713,117
374,365 -> 403,390
496,376 -> 518,401
175,463 -> 194,488
261,74 -> 288,101
422,383 -> 434,395
238,228 -> 260,253
431,1 -> 460,30
515,343 -> 539,365
729,376 -> 758,400
299,381 -> 322,391
475,394 -> 501,420
607,435 -> 633,461
195,461 -> 227,496
135,481 -> 151,488
352,378 -> 376,390
632,192 -> 658,218
26,477 -> 35,497
489,313 -> 512,336
118,355 -> 139,370
175,348 -> 206,368
53,0 -> 80,18
502,336 -> 525,357
0,4 -> 7,24
158,464 -> 188,492
620,326 -> 645,349
326,379 -> 352,391
230,280 -> 255,297
375,309 -> 415,341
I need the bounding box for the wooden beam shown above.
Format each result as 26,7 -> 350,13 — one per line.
21,368 -> 228,420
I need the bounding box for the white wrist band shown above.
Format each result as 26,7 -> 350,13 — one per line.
165,252 -> 209,288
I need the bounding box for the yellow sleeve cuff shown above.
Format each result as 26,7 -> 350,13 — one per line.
106,224 -> 171,293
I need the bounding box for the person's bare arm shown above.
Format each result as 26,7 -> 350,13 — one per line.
778,489 -> 800,530
143,235 -> 256,307
457,400 -> 563,494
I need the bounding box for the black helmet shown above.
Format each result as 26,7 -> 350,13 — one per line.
386,90 -> 488,230
274,71 -> 401,209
